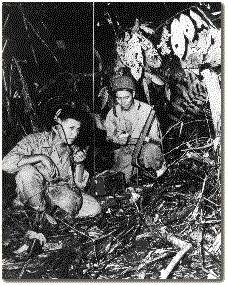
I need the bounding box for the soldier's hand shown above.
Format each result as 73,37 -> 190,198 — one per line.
116,132 -> 130,145
74,148 -> 88,164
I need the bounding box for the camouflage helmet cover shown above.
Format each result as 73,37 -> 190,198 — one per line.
112,75 -> 135,92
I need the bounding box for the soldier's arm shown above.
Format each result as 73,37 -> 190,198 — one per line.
2,134 -> 46,174
105,110 -> 129,145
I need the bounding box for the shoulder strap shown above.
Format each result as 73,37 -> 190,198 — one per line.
132,107 -> 156,167
113,105 -> 117,117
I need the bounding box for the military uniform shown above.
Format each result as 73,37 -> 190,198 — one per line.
105,76 -> 166,182
3,125 -> 101,217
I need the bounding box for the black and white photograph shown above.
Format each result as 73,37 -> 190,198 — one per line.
2,2 -> 223,281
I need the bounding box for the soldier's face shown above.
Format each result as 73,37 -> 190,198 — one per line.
116,90 -> 135,110
60,118 -> 81,145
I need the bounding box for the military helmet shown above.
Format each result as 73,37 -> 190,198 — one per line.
112,75 -> 135,92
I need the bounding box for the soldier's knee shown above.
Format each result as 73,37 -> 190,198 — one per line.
140,143 -> 164,170
78,193 -> 102,218
16,165 -> 39,182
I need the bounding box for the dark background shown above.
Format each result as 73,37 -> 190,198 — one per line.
3,2 -> 221,75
